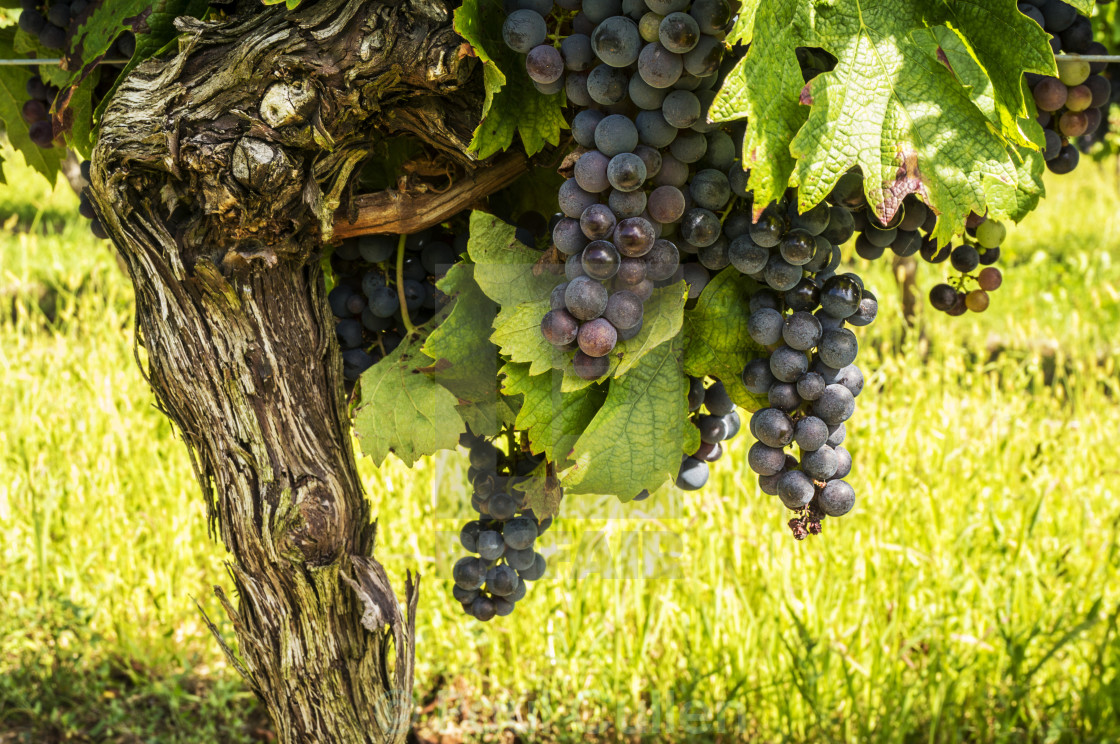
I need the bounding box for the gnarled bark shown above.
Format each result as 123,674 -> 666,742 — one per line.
87,1 -> 486,740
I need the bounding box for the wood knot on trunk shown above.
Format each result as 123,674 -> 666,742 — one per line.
260,80 -> 318,129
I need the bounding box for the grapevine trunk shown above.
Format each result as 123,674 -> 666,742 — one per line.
85,0 -> 483,739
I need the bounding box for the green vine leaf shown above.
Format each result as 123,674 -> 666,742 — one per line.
422,263 -> 502,404
454,0 -> 566,158
712,0 -> 1055,241
64,0 -> 210,145
0,28 -> 64,183
682,268 -> 767,410
456,397 -> 519,439
510,459 -> 564,519
501,362 -> 607,466
726,0 -> 761,46
354,332 -> 465,468
562,339 -> 693,497
466,211 -> 560,307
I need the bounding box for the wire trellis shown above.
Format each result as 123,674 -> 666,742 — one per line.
1,54 -> 1120,66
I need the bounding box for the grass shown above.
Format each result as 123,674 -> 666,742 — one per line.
1,147 -> 1120,743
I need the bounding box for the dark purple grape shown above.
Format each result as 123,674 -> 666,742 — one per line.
614,216 -> 656,257
541,309 -> 580,346
565,275 -> 609,319
582,240 -> 622,280
581,203 -> 617,240
573,350 -> 611,379
679,208 -> 720,248
503,9 -> 547,53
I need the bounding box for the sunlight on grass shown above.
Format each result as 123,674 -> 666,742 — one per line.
0,156 -> 1118,742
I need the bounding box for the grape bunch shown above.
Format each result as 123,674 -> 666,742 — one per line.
1077,61 -> 1120,151
19,1 -> 136,241
503,0 -> 736,379
18,0 -> 87,55
676,377 -> 741,490
327,226 -> 466,388
731,190 -> 871,538
19,72 -> 61,151
926,215 -> 1006,316
452,431 -> 555,621
837,175 -> 1007,316
1019,0 -> 1110,174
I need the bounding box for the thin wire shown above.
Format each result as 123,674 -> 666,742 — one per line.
0,58 -> 131,66
1056,55 -> 1120,62
0,52 -> 1119,66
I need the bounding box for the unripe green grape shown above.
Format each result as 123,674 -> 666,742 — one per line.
1064,84 -> 1092,112
639,12 -> 664,42
974,219 -> 1005,249
1057,57 -> 1090,86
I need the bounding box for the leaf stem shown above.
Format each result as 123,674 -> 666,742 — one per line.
396,233 -> 416,336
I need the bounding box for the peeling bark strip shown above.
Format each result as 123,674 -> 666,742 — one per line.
88,0 -> 482,740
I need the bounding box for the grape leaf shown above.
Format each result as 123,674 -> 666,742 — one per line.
920,27 -> 1044,220
712,0 -> 1054,241
726,0 -> 761,46
0,28 -> 64,183
509,459 -> 564,519
562,339 -> 693,497
937,2 -> 1057,147
354,333 -> 465,468
466,210 -> 560,306
55,70 -> 95,158
456,397 -> 518,439
454,0 -> 566,158
710,1 -> 808,214
501,362 -> 607,466
13,29 -> 70,87
66,0 -> 210,138
681,268 -> 767,410
610,281 -> 687,378
422,263 -> 502,403
1065,0 -> 1095,15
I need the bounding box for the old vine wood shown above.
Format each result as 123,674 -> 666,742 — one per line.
85,1 -> 489,740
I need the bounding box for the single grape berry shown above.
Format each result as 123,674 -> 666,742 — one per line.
578,317 -> 619,357
965,289 -> 990,313
541,309 -> 580,346
929,283 -> 957,311
503,10 -> 548,54
526,45 -> 564,84
978,267 -> 1002,291
950,245 -> 980,273
582,240 -> 622,280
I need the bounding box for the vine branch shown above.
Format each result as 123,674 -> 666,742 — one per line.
333,151 -> 529,238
